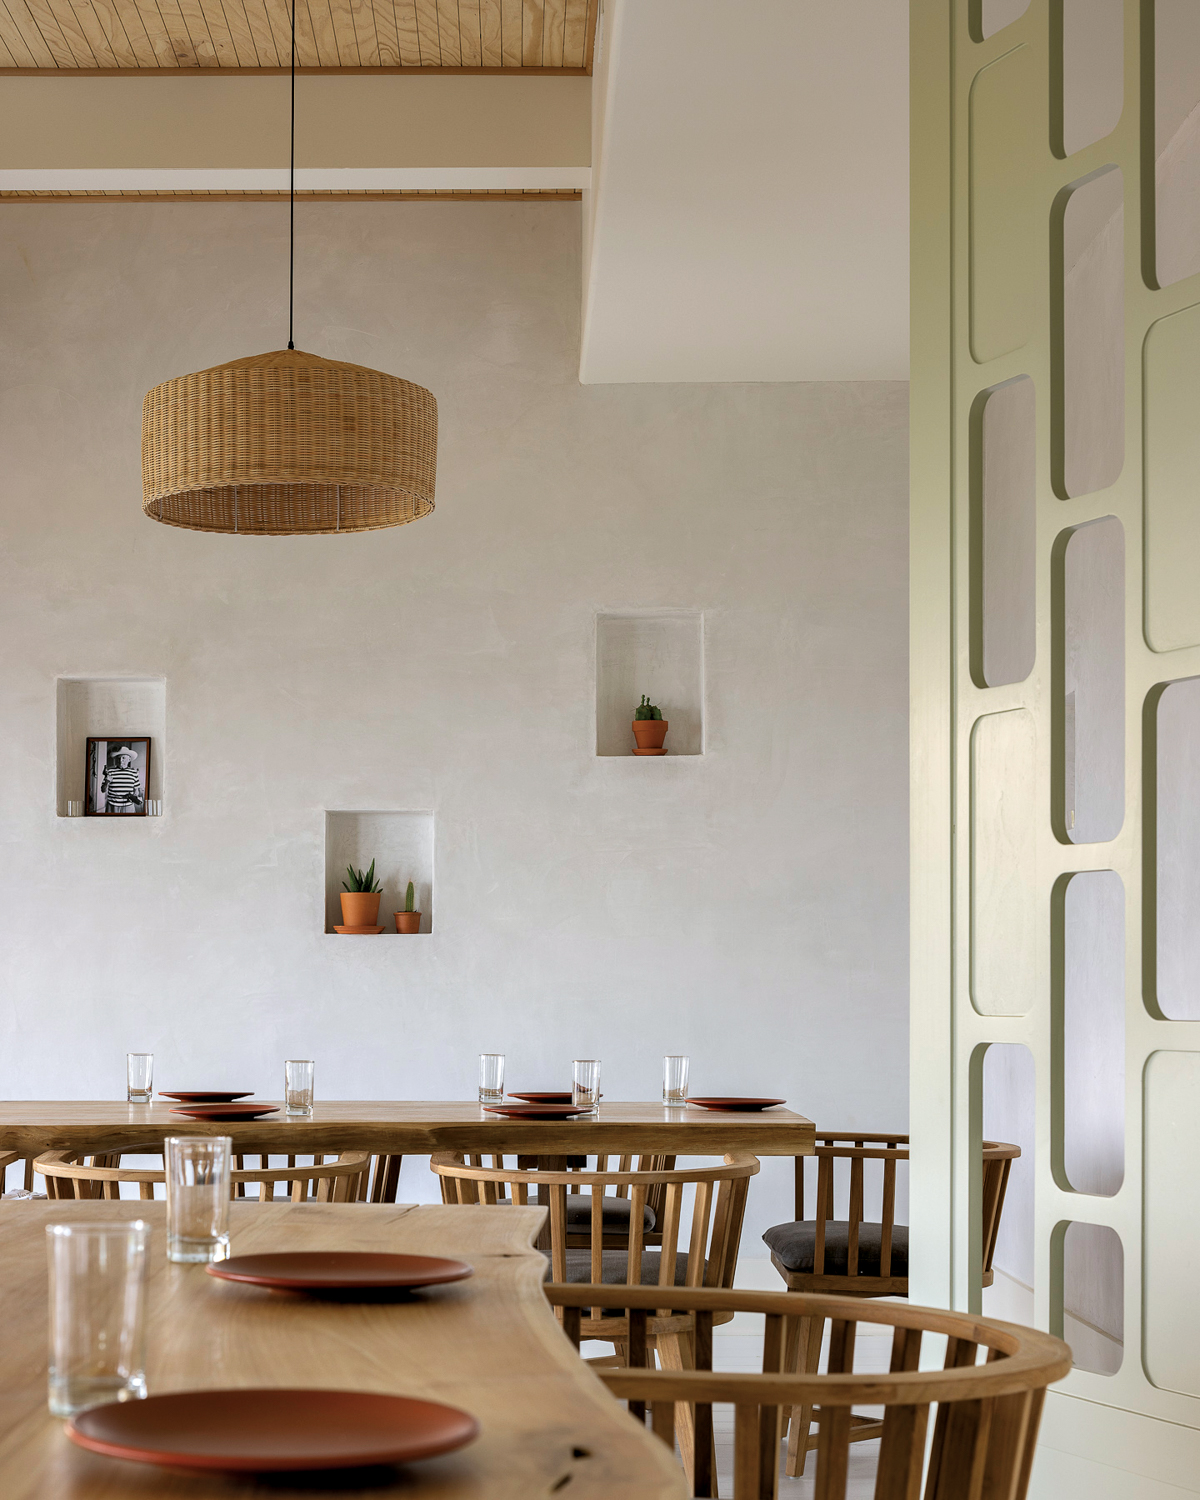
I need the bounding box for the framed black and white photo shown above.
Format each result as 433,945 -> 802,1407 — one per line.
85,737 -> 151,817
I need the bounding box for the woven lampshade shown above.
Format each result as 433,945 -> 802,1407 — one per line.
141,348 -> 437,535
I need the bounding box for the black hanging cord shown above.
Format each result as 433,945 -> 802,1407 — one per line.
287,0 -> 295,349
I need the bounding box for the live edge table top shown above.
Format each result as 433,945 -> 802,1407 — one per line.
0,1100 -> 815,1157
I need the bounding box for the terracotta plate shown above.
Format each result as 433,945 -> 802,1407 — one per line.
333,925 -> 385,934
169,1103 -> 281,1121
632,747 -> 668,756
206,1252 -> 474,1292
159,1092 -> 254,1103
67,1388 -> 479,1473
687,1097 -> 787,1112
483,1103 -> 592,1119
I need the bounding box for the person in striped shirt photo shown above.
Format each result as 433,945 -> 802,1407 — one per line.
86,739 -> 149,815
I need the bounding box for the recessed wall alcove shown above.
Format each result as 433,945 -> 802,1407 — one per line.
595,612 -> 704,757
324,811 -> 434,935
55,676 -> 166,817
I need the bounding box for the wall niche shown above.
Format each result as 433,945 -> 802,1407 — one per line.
595,612 -> 704,757
55,676 -> 165,817
324,811 -> 434,935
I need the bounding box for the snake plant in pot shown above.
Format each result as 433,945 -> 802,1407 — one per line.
632,695 -> 668,753
340,860 -> 383,927
394,879 -> 421,934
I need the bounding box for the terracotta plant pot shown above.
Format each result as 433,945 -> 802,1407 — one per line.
394,911 -> 422,934
632,718 -> 668,751
340,891 -> 381,927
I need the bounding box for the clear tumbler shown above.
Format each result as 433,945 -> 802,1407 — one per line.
663,1055 -> 690,1105
126,1053 -> 154,1104
572,1058 -> 601,1113
285,1059 -> 315,1116
478,1053 -> 505,1105
165,1136 -> 231,1264
46,1220 -> 149,1417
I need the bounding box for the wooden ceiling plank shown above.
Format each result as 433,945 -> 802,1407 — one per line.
27,0 -> 99,63
410,0 -> 437,65
0,0 -> 50,65
239,0 -> 279,65
392,0 -> 418,64
521,0 -> 541,66
103,0 -> 161,65
433,0 -> 458,64
560,0 -> 584,68
301,0 -> 342,65
290,0 -> 321,70
323,0 -> 362,64
213,0 -> 262,66
498,0 -> 518,65
457,0 -> 481,66
79,0 -> 141,65
541,0 -> 561,67
0,18 -> 27,64
191,0 -> 240,64
581,0 -> 593,70
153,0 -> 206,64
128,0 -> 183,64
476,0 -> 497,65
363,0 -> 395,65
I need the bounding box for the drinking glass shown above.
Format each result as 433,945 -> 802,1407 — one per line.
572,1058 -> 601,1113
126,1053 -> 153,1104
46,1220 -> 149,1417
478,1053 -> 505,1106
663,1054 -> 690,1105
165,1136 -> 231,1264
285,1059 -> 315,1116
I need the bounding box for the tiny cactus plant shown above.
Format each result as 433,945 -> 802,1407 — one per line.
404,880 -> 416,913
634,695 -> 663,721
343,860 -> 382,894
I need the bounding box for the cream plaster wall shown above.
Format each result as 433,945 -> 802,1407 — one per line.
0,201 -> 909,1244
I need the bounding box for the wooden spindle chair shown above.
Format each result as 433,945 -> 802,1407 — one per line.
34,1146 -> 371,1202
548,1284 -> 1070,1500
762,1132 -> 1020,1474
432,1150 -> 759,1493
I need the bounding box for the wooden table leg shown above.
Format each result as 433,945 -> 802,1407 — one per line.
657,1329 -> 719,1498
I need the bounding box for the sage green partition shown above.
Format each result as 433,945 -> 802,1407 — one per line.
911,1 -> 1200,1491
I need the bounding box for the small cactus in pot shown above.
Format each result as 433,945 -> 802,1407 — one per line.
395,879 -> 422,934
632,696 -> 668,753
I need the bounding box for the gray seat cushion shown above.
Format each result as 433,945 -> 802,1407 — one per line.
552,1247 -> 693,1317
762,1220 -> 909,1278
565,1193 -> 656,1234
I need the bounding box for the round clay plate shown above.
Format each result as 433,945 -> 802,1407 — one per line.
169,1103 -> 281,1121
67,1388 -> 479,1473
159,1092 -> 254,1103
507,1092 -> 602,1104
206,1252 -> 474,1292
483,1102 -> 592,1119
687,1097 -> 787,1112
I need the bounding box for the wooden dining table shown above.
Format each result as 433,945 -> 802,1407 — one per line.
0,1099 -> 815,1160
0,1198 -> 686,1499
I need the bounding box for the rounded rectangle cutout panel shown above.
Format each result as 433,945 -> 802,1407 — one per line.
1053,167 -> 1125,500
1144,1050 -> 1200,1396
1059,871 -> 1124,1197
1153,0 -> 1200,288
973,375 -> 1037,688
971,709 -> 1037,1016
981,1042 -> 1036,1322
1154,677 -> 1200,1017
1054,1221 -> 1123,1376
1144,304 -> 1200,653
1054,0 -> 1123,159
1058,516 -> 1125,845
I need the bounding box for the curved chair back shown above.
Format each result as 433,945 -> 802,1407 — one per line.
548,1283 -> 1071,1500
431,1150 -> 759,1341
34,1147 -> 371,1203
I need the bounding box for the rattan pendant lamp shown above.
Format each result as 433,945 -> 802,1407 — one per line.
140,4 -> 436,535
